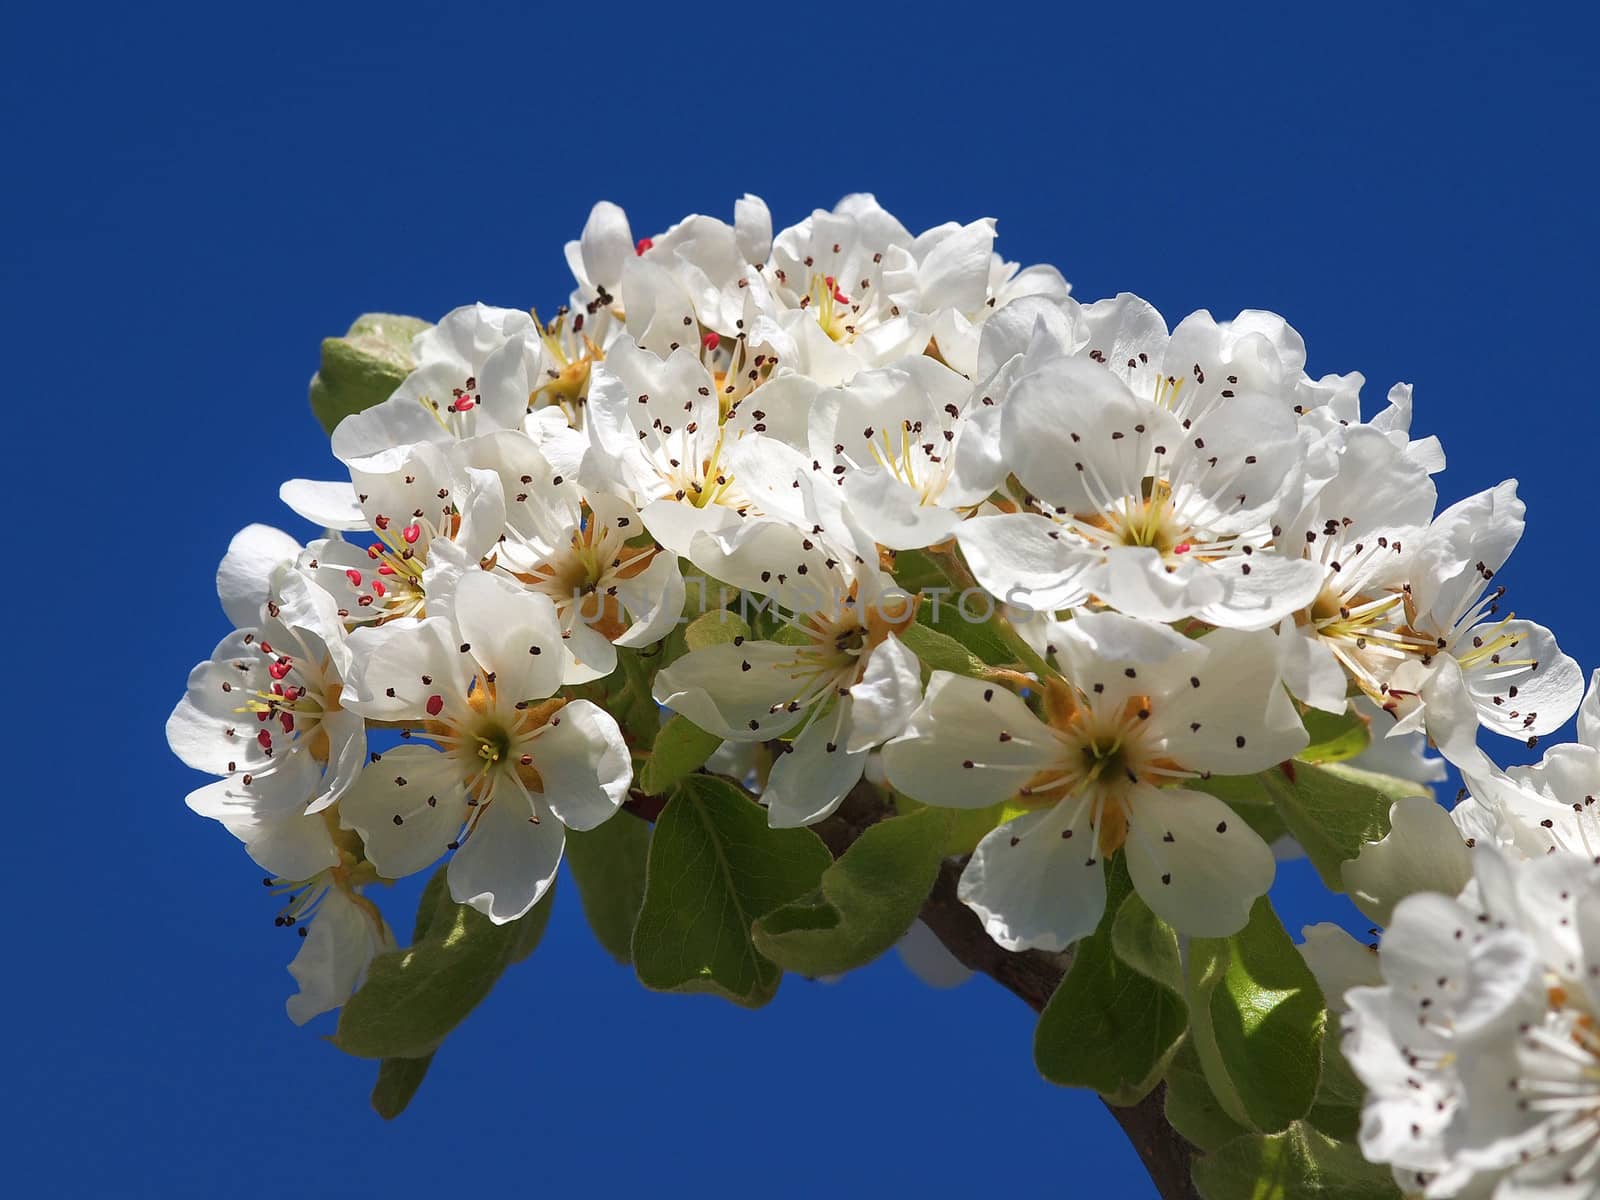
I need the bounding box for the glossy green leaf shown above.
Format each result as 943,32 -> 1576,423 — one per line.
1164,1037 -> 1249,1152
334,876 -> 556,1060
1297,706 -> 1372,764
1035,861 -> 1188,1104
308,313 -> 430,434
564,816 -> 651,964
1260,762 -> 1425,890
1193,1121 -> 1401,1200
899,619 -> 990,677
632,775 -> 832,1007
1187,897 -> 1326,1133
639,715 -> 722,795
753,806 -> 951,977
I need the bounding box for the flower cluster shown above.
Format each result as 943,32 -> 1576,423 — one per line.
169,193 -> 1594,1192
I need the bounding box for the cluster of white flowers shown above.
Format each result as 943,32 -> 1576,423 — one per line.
170,195 -> 1598,1190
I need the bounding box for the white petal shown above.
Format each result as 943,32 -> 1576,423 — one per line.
279,479 -> 367,532
342,617 -> 469,721
218,524 -> 302,628
1123,784 -> 1275,937
1158,628 -> 1309,775
1299,923 -> 1381,1015
653,640 -> 810,742
448,792 -> 565,924
530,700 -> 630,831
845,634 -> 922,753
956,512 -> 1095,612
1279,629 -> 1353,714
958,803 -> 1105,952
452,571 -> 565,706
1341,796 -> 1475,927
880,672 -> 1057,809
579,201 -> 633,290
286,889 -> 391,1025
338,748 -> 467,880
763,709 -> 870,828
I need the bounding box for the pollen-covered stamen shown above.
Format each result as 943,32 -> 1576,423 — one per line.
512,505 -> 661,641
530,307 -> 604,425
761,587 -> 917,730
229,628 -> 340,766
1007,679 -> 1199,856
334,509 -> 460,624
856,416 -> 961,507
414,374 -> 487,439
411,677 -> 566,843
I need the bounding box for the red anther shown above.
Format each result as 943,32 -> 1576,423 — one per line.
371,580 -> 387,597
1172,543 -> 1192,555
374,515 -> 390,530
701,331 -> 720,352
345,568 -> 363,587
824,275 -> 836,289
377,564 -> 395,576
402,523 -> 421,545
257,642 -> 273,655
279,712 -> 295,734
367,544 -> 382,559
426,694 -> 444,717
282,686 -> 300,701
269,659 -> 292,680
357,595 -> 375,607
256,710 -> 269,722
453,396 -> 475,412
833,286 -> 850,304
271,682 -> 284,696
256,730 -> 273,750
635,237 -> 653,255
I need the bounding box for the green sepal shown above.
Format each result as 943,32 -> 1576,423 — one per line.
631,775 -> 832,1007
752,806 -> 951,977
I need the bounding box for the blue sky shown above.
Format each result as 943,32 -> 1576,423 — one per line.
5,3 -> 1597,1196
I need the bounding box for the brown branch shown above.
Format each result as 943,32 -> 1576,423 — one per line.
816,783 -> 1200,1200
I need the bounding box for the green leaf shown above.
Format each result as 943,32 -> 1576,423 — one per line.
1187,896 -> 1326,1133
632,775 -> 832,1007
564,816 -> 651,964
916,596 -> 1015,666
308,313 -> 430,435
1305,1036 -> 1364,1141
752,806 -> 951,977
1193,1122 -> 1401,1200
371,1054 -> 434,1119
1261,761 -> 1424,890
1164,1038 -> 1249,1152
1034,861 -> 1188,1104
683,609 -> 750,652
899,619 -> 989,677
1297,706 -> 1372,765
1110,889 -> 1186,995
334,876 -> 556,1060
892,793 -> 1011,856
639,715 -> 722,795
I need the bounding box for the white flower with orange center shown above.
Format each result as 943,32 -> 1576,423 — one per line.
330,303 -> 541,473
652,533 -> 921,827
1384,481 -> 1583,771
337,571 -> 630,922
169,527 -> 364,831
881,612 -> 1307,949
955,353 -> 1325,629
1344,847 -> 1600,1199
467,430 -> 684,682
281,442 -> 506,627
